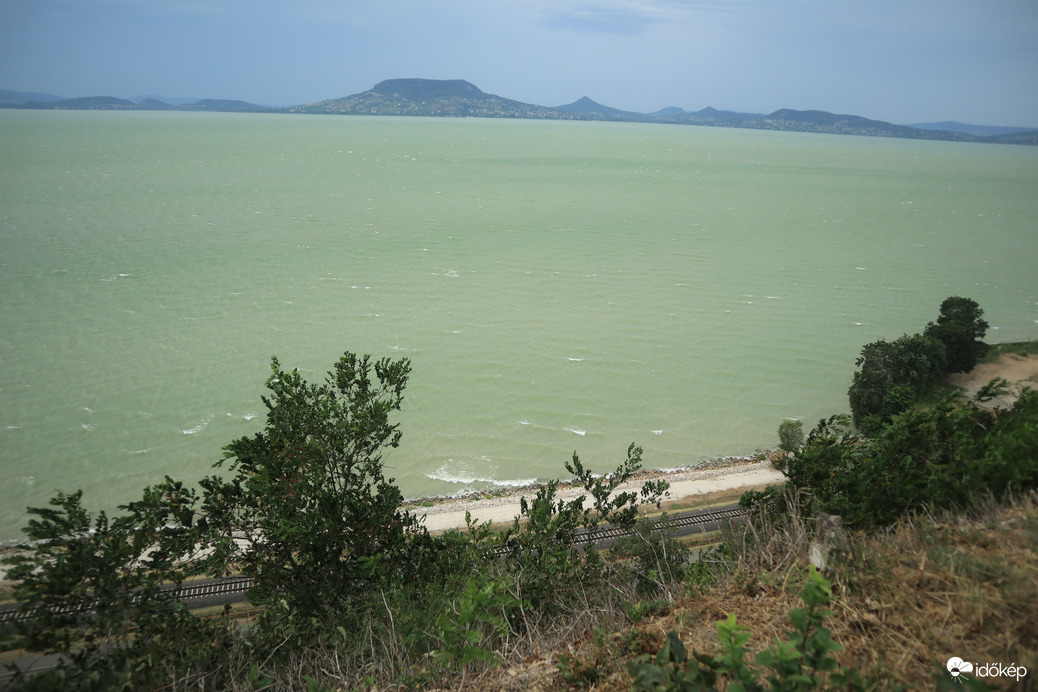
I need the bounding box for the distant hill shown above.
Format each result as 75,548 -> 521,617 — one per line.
651,106 -> 763,124
0,95 -> 274,113
291,78 -> 572,119
180,99 -> 274,113
747,109 -> 943,139
131,95 -> 202,106
0,89 -> 64,104
4,79 -> 1036,145
908,121 -> 1038,137
554,96 -> 650,121
49,96 -> 140,110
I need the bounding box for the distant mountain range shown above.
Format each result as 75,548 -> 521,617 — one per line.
4,80 -> 1037,145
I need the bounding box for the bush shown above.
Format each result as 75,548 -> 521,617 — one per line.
784,389 -> 1038,530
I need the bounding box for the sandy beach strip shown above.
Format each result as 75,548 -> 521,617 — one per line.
405,457 -> 786,533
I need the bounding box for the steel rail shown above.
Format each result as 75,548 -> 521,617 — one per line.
0,506 -> 746,624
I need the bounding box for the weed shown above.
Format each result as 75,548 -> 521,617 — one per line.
629,566 -> 865,691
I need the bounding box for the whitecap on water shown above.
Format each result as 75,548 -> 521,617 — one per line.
425,461 -> 536,489
564,427 -> 586,436
226,411 -> 259,421
182,415 -> 213,435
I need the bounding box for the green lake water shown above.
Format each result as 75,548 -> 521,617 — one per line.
1,111 -> 1036,541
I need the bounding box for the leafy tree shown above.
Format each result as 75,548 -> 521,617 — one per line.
785,388 -> 1038,530
777,419 -> 804,454
924,296 -> 989,373
1,481 -> 231,690
195,353 -> 420,617
847,333 -> 946,433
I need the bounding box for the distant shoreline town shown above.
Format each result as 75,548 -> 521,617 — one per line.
3,78 -> 1037,145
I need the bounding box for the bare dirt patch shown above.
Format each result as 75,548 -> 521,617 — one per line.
946,352 -> 1038,408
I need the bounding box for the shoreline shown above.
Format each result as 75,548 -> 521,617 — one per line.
404,350 -> 1038,533
403,451 -> 787,533
4,350 -> 1033,579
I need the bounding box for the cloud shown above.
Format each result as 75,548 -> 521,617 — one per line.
540,6 -> 655,35
536,0 -> 712,35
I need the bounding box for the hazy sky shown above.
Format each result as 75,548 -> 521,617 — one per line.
2,0 -> 1037,126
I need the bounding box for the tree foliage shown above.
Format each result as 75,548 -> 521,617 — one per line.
2,351 -> 681,688
847,297 -> 990,435
786,387 -> 1038,529
847,333 -> 946,432
1,481 -> 230,690
924,295 -> 989,373
777,419 -> 805,454
199,353 -> 420,616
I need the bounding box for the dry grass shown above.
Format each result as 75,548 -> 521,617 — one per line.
467,491 -> 1038,691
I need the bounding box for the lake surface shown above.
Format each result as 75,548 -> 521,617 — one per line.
1,111 -> 1036,541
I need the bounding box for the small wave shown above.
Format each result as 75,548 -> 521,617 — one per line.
652,430 -> 664,436
564,427 -> 586,437
568,358 -> 584,362
182,415 -> 213,435
425,459 -> 537,489
226,411 -> 259,421
426,470 -> 537,488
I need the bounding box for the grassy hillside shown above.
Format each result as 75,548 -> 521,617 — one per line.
469,493 -> 1037,690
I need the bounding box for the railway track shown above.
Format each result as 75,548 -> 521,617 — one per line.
0,506 -> 745,624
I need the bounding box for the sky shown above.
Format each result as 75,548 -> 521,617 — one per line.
2,0 -> 1037,127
